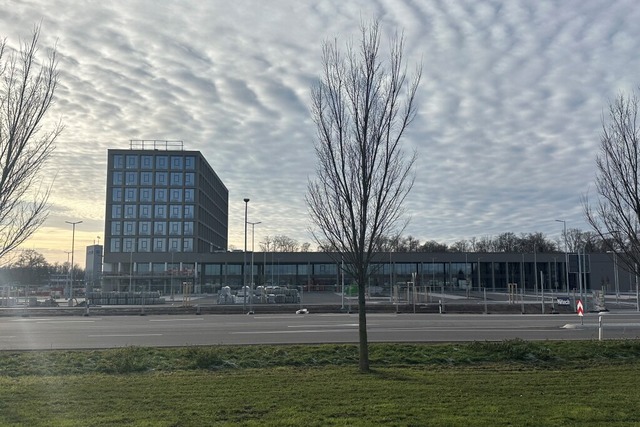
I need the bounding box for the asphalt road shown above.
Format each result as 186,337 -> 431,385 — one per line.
1,311 -> 640,350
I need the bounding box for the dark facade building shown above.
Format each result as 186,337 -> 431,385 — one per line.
102,141 -> 228,292
99,143 -> 629,302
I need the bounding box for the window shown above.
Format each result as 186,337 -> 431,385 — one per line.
138,238 -> 151,252
126,155 -> 138,169
183,238 -> 193,252
184,189 -> 195,202
154,238 -> 166,252
155,188 -> 167,202
124,221 -> 136,236
155,172 -> 167,185
139,222 -> 151,235
170,172 -> 182,186
170,205 -> 182,219
154,205 -> 166,219
123,238 -> 135,252
125,188 -> 137,202
111,221 -> 122,236
171,156 -> 183,170
112,172 -> 123,185
113,155 -> 124,169
169,238 -> 181,251
140,205 -> 152,219
124,205 -> 137,219
223,264 -> 241,275
169,222 -> 182,235
111,205 -> 123,219
156,155 -> 168,169
112,188 -> 123,202
141,155 -> 153,169
140,188 -> 152,202
185,173 -> 195,186
154,222 -> 166,235
141,172 -> 153,185
184,205 -> 194,219
125,172 -> 137,185
110,238 -> 121,252
185,156 -> 195,170
183,222 -> 194,236
170,189 -> 183,202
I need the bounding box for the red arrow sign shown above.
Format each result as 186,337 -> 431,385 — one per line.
577,300 -> 584,316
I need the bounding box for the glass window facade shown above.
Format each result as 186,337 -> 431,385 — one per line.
171,156 -> 183,170
185,156 -> 195,170
154,221 -> 166,235
155,188 -> 167,202
113,155 -> 124,169
156,156 -> 168,169
105,149 -> 229,268
141,155 -> 153,169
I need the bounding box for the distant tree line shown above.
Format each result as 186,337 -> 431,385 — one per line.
0,249 -> 84,287
261,229 -> 613,254
373,229 -> 610,253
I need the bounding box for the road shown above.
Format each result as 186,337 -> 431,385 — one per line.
1,311 -> 640,350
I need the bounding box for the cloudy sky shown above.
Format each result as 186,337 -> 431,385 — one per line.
2,0 -> 639,264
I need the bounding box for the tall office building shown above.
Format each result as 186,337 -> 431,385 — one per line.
102,141 -> 228,292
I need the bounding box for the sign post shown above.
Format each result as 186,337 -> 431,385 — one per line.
577,299 -> 584,325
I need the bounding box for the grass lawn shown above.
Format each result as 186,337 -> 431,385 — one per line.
0,340 -> 639,426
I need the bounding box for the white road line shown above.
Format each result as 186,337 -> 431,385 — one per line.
36,320 -> 96,324
287,324 -> 360,328
149,318 -> 203,322
88,334 -> 163,337
231,329 -> 354,334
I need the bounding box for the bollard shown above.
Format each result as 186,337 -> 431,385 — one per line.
598,315 -> 602,341
438,299 -> 442,314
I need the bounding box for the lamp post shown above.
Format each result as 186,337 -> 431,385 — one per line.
476,257 -> 482,293
65,221 -> 82,305
129,249 -> 133,293
556,219 -> 569,293
247,220 -> 261,313
243,198 -> 249,313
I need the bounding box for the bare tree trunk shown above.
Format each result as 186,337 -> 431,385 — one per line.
357,273 -> 369,372
0,25 -> 61,262
306,20 -> 420,373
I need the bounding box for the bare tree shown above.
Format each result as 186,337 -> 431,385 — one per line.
306,20 -> 420,372
584,91 -> 640,274
0,26 -> 60,262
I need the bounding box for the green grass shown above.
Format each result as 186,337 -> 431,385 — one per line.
1,340 -> 640,426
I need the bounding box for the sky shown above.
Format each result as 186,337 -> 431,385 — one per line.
2,0 -> 639,265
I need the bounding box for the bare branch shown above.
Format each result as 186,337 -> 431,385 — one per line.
306,19 -> 421,372
0,24 -> 60,260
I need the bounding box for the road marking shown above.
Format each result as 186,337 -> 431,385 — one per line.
0,336 -> 17,339
287,324 -> 360,328
36,320 -> 96,324
149,318 -> 203,322
231,329 -> 354,335
88,334 -> 163,337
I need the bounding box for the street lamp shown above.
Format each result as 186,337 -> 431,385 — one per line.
243,198 -> 249,313
477,257 -> 482,292
65,220 -> 82,305
556,219 -> 570,293
248,221 -> 261,313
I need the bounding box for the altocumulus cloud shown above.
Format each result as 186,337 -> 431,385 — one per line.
0,0 -> 639,262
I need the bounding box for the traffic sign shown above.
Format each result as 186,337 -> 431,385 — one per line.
576,300 -> 584,316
